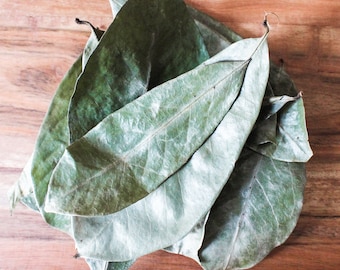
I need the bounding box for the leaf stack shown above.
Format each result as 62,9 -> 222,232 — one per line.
9,1 -> 313,269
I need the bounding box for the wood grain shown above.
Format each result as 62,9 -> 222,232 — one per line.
1,0 -> 340,269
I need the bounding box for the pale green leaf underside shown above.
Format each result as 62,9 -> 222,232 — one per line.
198,149 -> 306,270
164,212 -> 210,263
109,0 -> 127,16
45,36 -> 257,216
72,36 -> 269,261
8,155 -> 38,212
9,3 -> 312,270
165,8 -> 311,270
248,65 -> 313,162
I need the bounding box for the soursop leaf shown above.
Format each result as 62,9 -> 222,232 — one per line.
8,155 -> 39,212
75,18 -> 105,69
164,212 -> 210,263
31,57 -> 82,209
198,148 -> 306,270
108,0 -> 127,16
8,21 -> 105,234
68,0 -> 209,142
8,55 -> 82,235
190,7 -> 312,163
187,6 -> 242,57
245,83 -> 277,146
261,91 -> 303,120
71,32 -> 269,261
165,8 -> 312,270
247,65 -> 313,162
45,29 -> 263,216
85,258 -> 134,270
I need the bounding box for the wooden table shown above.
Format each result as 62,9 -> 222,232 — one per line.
1,0 -> 339,269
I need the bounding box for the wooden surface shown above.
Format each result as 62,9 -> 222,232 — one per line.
1,0 -> 340,269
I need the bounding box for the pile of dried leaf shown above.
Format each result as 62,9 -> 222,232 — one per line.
9,0 -> 313,269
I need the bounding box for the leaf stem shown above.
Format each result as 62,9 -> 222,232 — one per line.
75,18 -> 97,33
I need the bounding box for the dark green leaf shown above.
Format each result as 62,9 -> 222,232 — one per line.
75,18 -> 105,69
30,56 -> 81,207
187,6 -> 242,56
68,0 -> 209,142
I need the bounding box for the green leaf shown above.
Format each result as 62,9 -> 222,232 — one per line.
187,6 -> 242,56
68,0 -> 209,142
8,55 -> 83,235
165,8 -> 312,269
198,148 -> 306,270
31,57 -> 82,210
246,83 -> 277,146
108,0 -> 127,16
85,258 -> 135,270
9,18 -> 107,234
190,7 -> 312,163
8,155 -> 39,212
247,65 -> 313,162
45,34 -> 257,216
164,212 -> 210,263
71,34 -> 269,261
75,18 -> 105,70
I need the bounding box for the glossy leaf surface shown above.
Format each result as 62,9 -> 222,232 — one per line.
71,34 -> 269,261
68,0 -> 209,142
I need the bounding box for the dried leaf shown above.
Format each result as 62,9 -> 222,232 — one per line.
248,65 -> 313,162
187,6 -> 242,56
45,31 -> 262,216
8,155 -> 38,212
108,0 -> 127,16
198,149 -> 306,270
71,33 -> 269,261
166,9 -> 312,270
164,212 -> 210,263
68,0 -> 209,142
75,18 -> 105,69
8,21 -> 104,233
85,258 -> 135,270
8,55 -> 82,234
